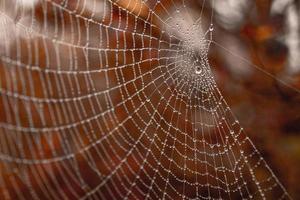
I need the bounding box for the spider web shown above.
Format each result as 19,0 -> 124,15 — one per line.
0,0 -> 292,199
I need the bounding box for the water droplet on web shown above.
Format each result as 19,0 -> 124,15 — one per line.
195,67 -> 202,75
209,24 -> 214,32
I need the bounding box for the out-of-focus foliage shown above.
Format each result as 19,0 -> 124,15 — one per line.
212,0 -> 300,198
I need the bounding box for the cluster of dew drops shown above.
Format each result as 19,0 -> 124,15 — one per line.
194,24 -> 214,75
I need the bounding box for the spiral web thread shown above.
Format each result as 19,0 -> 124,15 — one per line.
0,0 -> 292,199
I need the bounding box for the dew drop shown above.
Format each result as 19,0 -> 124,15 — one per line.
209,24 -> 214,32
195,67 -> 202,75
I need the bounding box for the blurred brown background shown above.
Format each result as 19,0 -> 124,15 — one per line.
211,0 -> 300,199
